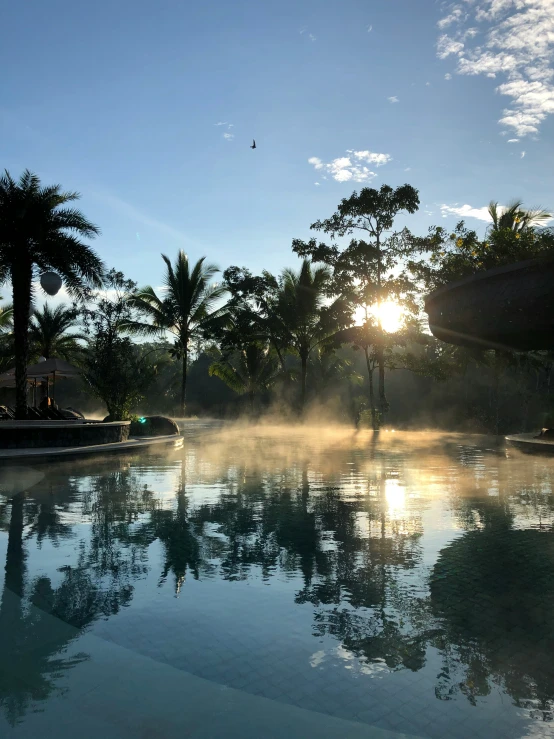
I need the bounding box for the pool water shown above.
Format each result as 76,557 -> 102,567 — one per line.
1,422 -> 554,738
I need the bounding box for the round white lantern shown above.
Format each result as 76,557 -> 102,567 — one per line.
40,272 -> 62,296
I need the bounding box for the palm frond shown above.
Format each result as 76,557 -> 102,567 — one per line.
208,361 -> 246,394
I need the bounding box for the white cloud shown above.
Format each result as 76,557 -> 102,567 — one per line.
308,149 -> 391,183
367,24 -> 373,32
507,138 -> 519,142
437,34 -> 464,59
404,167 -> 412,172
308,156 -> 323,170
426,81 -> 431,86
215,121 -> 229,126
445,72 -> 452,80
388,96 -> 399,103
521,150 -> 526,157
348,150 -> 392,166
223,132 -> 234,140
309,33 -> 316,41
314,182 -> 320,186
440,203 -> 493,222
437,0 -> 554,136
437,7 -> 464,29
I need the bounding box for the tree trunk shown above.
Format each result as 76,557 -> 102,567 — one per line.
376,342 -> 387,423
12,260 -> 33,420
364,347 -> 377,429
249,390 -> 254,416
300,353 -> 307,412
0,494 -> 26,634
375,235 -> 387,423
493,351 -> 500,435
180,343 -> 188,418
4,494 -> 26,598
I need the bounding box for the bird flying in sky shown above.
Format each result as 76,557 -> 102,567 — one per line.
250,139 -> 256,149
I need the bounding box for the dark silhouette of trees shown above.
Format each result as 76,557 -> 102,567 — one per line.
128,252 -> 227,416
29,303 -> 84,362
293,184 -> 421,423
81,271 -> 158,420
0,170 -> 104,418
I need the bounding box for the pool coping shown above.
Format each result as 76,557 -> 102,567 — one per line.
505,432 -> 554,451
0,434 -> 184,461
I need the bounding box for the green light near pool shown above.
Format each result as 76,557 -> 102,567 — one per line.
138,417 -> 147,424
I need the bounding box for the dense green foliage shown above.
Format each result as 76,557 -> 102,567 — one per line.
1,167 -> 553,432
80,272 -> 158,420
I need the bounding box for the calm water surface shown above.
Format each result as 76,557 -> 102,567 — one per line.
1,422 -> 554,738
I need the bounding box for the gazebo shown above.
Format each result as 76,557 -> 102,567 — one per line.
3,358 -> 82,404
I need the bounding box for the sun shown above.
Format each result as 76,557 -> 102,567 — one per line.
353,301 -> 405,333
375,301 -> 405,333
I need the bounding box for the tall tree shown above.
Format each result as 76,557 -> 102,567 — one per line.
293,184 -> 420,422
128,251 -> 227,416
0,170 -> 104,418
275,259 -> 347,410
222,266 -> 290,374
336,321 -> 380,426
29,303 -> 85,362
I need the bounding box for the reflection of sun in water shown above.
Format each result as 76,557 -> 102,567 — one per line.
385,478 -> 406,515
353,301 -> 404,333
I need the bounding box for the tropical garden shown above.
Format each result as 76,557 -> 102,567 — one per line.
0,168 -> 553,433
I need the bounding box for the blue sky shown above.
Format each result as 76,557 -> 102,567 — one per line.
2,0 -> 554,292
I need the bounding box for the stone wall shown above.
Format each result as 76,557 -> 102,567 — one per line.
0,421 -> 131,449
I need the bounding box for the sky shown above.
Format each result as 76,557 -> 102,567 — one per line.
2,0 -> 554,295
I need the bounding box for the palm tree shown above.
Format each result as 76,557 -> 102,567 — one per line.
309,348 -> 362,394
0,170 -> 104,418
128,251 -> 227,416
0,299 -> 14,373
29,303 -> 85,362
209,344 -> 279,413
488,200 -> 551,233
276,259 -> 342,410
0,299 -> 13,334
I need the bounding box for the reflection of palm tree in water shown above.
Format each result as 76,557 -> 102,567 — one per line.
134,458 -> 202,594
0,465 -> 152,725
0,493 -> 87,724
155,490 -> 200,594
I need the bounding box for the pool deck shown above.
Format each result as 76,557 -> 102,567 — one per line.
0,434 -> 184,461
505,432 -> 554,452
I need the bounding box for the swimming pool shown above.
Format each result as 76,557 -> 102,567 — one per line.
1,422 -> 553,738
